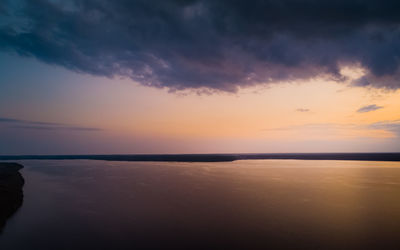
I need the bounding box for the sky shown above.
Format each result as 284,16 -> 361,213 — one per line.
1,0 -> 400,154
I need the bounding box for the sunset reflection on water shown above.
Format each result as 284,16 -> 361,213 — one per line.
1,160 -> 400,249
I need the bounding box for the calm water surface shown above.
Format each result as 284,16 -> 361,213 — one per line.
1,160 -> 400,249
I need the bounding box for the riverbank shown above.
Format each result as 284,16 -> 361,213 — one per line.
0,163 -> 24,233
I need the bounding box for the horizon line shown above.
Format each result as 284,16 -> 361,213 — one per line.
1,152 -> 400,163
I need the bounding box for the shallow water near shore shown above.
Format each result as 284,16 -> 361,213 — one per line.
1,159 -> 400,249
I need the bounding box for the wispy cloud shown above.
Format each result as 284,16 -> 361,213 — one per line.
0,117 -> 102,132
357,104 -> 383,113
367,120 -> 400,136
296,108 -> 310,113
262,123 -> 358,132
262,120 -> 400,139
0,117 -> 61,126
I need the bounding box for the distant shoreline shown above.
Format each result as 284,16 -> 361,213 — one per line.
1,153 -> 400,162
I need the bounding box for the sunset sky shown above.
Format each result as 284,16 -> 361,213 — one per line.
1,0 -> 400,154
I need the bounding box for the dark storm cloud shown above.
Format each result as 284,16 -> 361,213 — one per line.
1,0 -> 400,91
357,104 -> 383,113
0,117 -> 102,131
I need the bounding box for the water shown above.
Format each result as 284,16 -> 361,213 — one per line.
1,160 -> 400,249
